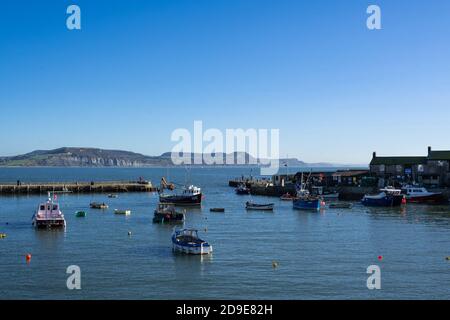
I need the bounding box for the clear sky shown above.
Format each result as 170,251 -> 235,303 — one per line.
1,0 -> 449,164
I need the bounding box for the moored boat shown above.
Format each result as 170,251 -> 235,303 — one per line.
361,188 -> 405,207
235,183 -> 250,195
75,211 -> 87,217
153,203 -> 185,224
328,202 -> 353,209
293,196 -> 321,211
245,201 -> 274,211
172,228 -> 212,255
114,209 -> 131,215
311,186 -> 339,200
159,185 -> 202,206
90,202 -> 108,209
280,193 -> 299,201
32,193 -> 66,228
210,208 -> 225,212
401,186 -> 448,204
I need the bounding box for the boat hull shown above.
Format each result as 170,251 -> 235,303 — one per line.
406,194 -> 448,204
361,195 -> 404,207
321,193 -> 340,200
153,213 -> 185,224
245,202 -> 274,211
293,198 -> 321,211
159,193 -> 202,206
172,242 -> 213,255
33,218 -> 66,229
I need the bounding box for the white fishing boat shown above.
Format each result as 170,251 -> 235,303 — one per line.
32,193 -> 66,229
401,185 -> 448,204
172,228 -> 212,255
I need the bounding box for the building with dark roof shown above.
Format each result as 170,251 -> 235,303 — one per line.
370,146 -> 450,187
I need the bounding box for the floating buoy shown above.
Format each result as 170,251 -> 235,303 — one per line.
128,231 -> 132,236
378,255 -> 383,261
401,197 -> 407,205
0,233 -> 6,238
272,261 -> 279,268
26,254 -> 32,263
445,256 -> 450,261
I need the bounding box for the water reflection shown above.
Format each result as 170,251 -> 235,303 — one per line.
33,228 -> 65,250
172,251 -> 213,277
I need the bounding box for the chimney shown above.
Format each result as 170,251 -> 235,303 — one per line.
428,146 -> 432,155
372,152 -> 376,158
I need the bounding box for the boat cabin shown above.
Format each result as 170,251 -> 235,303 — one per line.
379,187 -> 402,195
36,201 -> 62,219
402,186 -> 428,195
182,185 -> 201,195
175,229 -> 202,243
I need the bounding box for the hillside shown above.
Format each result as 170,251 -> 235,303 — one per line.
0,147 -> 338,167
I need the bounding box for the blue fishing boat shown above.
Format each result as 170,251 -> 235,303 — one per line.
293,196 -> 321,211
361,188 -> 405,207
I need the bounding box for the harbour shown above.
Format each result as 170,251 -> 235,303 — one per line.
0,166 -> 449,300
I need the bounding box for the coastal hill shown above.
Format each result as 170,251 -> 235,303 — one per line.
0,147 -> 339,167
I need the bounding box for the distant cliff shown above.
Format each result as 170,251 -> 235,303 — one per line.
0,147 -> 334,167
0,148 -> 168,167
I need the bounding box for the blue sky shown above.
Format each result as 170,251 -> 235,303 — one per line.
1,0 -> 449,163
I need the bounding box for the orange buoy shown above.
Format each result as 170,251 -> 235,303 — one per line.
26,254 -> 32,263
401,197 -> 407,205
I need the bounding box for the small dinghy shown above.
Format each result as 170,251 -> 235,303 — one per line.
245,201 -> 274,211
153,203 -> 185,224
210,208 -> 225,212
90,202 -> 108,209
172,228 -> 212,255
114,209 -> 131,215
235,183 -> 251,195
280,193 -> 299,201
328,202 -> 353,209
75,211 -> 87,217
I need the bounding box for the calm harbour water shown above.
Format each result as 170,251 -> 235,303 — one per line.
0,167 -> 449,300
